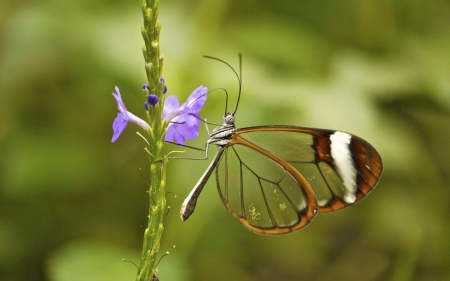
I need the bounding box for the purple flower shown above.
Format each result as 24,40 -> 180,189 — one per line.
148,94 -> 158,106
111,86 -> 150,142
159,78 -> 167,94
163,85 -> 207,145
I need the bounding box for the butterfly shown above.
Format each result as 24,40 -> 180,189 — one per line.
179,55 -> 383,235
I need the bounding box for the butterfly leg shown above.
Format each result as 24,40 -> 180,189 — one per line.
204,118 -> 211,135
180,147 -> 225,221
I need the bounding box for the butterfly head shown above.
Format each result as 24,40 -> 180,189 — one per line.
223,112 -> 235,126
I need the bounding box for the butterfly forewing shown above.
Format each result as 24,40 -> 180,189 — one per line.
234,126 -> 383,213
216,136 -> 318,235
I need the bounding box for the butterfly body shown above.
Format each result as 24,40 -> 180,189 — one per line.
207,113 -> 236,146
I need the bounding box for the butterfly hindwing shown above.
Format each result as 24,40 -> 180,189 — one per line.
215,134 -> 318,235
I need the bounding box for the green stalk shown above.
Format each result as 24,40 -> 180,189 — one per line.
137,0 -> 167,280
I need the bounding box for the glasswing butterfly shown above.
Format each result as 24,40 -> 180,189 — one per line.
179,55 -> 383,235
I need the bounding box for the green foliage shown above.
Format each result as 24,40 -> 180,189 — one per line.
0,0 -> 449,280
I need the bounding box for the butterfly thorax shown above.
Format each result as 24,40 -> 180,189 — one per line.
207,113 -> 236,147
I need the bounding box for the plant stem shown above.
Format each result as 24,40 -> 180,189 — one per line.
137,0 -> 167,280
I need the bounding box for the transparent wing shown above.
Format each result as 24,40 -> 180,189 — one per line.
216,136 -> 318,235
234,126 -> 383,213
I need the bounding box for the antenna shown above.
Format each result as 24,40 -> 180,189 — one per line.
203,54 -> 242,116
236,53 -> 242,116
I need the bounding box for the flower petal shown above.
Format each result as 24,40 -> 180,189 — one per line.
165,123 -> 186,146
163,96 -> 180,118
112,113 -> 128,142
163,86 -> 207,145
184,110 -> 200,129
173,127 -> 186,146
165,124 -> 175,142
112,86 -> 128,116
186,85 -> 208,112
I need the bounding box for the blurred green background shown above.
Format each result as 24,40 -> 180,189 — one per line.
1,0 -> 450,280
